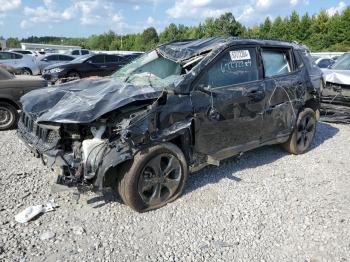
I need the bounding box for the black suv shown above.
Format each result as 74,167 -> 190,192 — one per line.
17,38 -> 322,212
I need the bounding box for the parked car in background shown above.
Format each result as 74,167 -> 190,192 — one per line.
67,49 -> 91,56
321,52 -> 350,123
37,54 -> 75,73
10,49 -> 38,57
42,53 -> 129,83
122,52 -> 143,62
18,38 -> 322,212
0,67 -> 47,130
315,57 -> 335,68
0,51 -> 40,75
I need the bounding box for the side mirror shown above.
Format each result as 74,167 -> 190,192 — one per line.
198,84 -> 211,92
198,84 -> 213,95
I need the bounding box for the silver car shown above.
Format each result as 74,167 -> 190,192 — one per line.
37,54 -> 75,73
0,51 -> 40,75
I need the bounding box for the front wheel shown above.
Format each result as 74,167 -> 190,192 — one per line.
117,143 -> 188,212
0,102 -> 18,130
282,108 -> 317,154
67,71 -> 80,79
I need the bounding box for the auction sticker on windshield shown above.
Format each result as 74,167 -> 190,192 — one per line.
229,50 -> 251,61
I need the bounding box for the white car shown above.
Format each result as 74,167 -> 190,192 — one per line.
10,49 -> 38,57
0,51 -> 40,75
67,49 -> 91,56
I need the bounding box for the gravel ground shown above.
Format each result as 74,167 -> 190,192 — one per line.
0,122 -> 349,261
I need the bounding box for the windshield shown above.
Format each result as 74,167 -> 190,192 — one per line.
112,50 -> 182,88
332,53 -> 350,70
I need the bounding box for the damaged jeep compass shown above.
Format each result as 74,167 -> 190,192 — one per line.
17,38 -> 323,212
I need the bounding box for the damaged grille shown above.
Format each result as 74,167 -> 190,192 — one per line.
17,113 -> 61,153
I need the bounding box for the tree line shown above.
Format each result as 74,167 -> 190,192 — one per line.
5,7 -> 350,52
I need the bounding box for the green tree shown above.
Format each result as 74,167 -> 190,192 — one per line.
6,37 -> 21,48
259,17 -> 272,38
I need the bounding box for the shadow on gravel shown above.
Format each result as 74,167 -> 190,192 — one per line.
183,122 -> 339,196
87,122 -> 339,207
87,188 -> 122,208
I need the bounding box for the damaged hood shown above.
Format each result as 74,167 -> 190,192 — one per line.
322,69 -> 350,85
21,78 -> 163,124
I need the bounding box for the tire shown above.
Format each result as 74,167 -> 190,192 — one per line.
0,102 -> 18,131
282,108 -> 317,154
117,143 -> 188,212
67,71 -> 80,79
22,68 -> 32,75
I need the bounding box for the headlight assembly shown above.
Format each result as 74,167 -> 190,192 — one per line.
50,68 -> 64,73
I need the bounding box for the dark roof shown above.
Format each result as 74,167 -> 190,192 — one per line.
157,37 -> 306,62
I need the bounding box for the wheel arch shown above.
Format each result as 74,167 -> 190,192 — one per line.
0,97 -> 21,110
305,97 -> 321,119
66,69 -> 80,78
96,120 -> 195,190
22,67 -> 33,75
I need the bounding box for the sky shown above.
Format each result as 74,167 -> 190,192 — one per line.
0,0 -> 349,38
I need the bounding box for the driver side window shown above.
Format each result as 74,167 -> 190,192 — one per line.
197,47 -> 259,88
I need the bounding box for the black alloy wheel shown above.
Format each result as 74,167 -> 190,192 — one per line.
282,108 -> 317,154
138,153 -> 182,207
295,111 -> 316,152
117,142 -> 188,212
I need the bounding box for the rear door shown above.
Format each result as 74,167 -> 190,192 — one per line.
191,46 -> 266,157
0,52 -> 20,67
260,48 -> 305,142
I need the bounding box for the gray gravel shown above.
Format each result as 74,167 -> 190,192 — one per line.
0,122 -> 349,261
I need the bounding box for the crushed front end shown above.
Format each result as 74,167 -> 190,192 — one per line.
17,111 -> 135,190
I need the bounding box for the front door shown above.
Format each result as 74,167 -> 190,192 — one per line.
191,46 -> 265,158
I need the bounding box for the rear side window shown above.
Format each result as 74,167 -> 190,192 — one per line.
88,55 -> 104,63
46,55 -> 59,61
13,53 -> 23,59
198,48 -> 259,88
261,50 -> 293,77
106,55 -> 123,62
0,52 -> 13,60
72,50 -> 80,55
59,55 -> 73,61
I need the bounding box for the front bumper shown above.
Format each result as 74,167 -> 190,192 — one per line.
42,71 -> 65,82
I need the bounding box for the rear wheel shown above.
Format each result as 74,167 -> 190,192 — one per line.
117,143 -> 188,212
0,102 -> 18,130
22,68 -> 32,75
282,108 -> 316,154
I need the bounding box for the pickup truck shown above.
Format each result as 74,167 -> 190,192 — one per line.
0,67 -> 47,130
